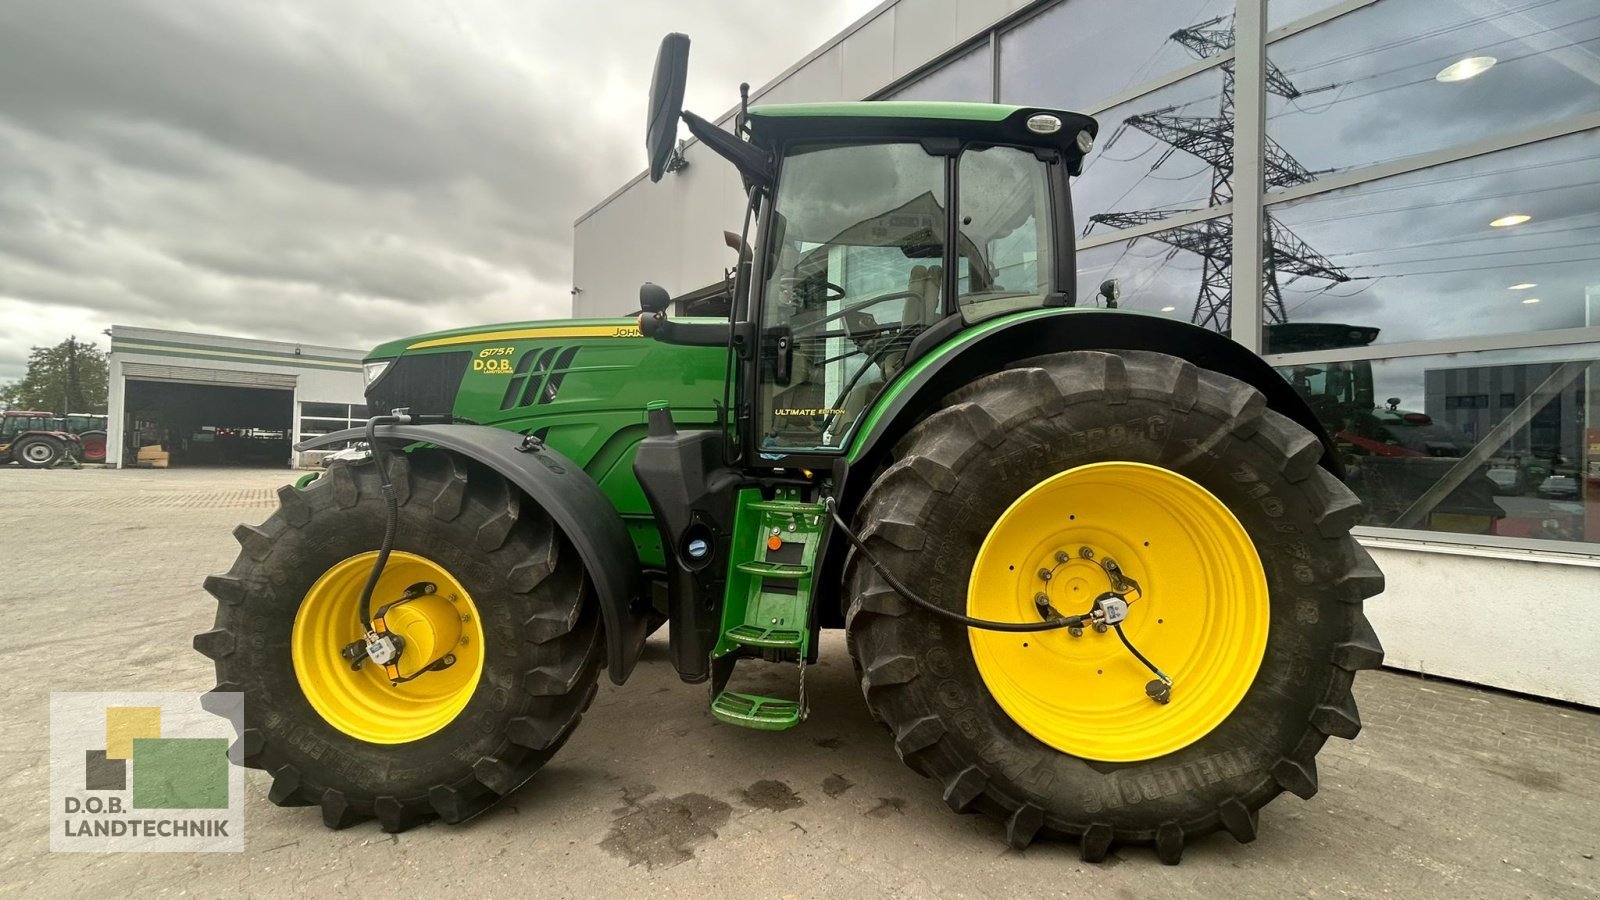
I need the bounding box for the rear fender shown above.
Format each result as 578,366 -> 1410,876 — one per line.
818,308 -> 1338,626
298,424 -> 648,683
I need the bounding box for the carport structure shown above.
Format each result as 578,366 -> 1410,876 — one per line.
106,326 -> 366,469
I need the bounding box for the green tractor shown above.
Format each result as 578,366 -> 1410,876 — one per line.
197,35 -> 1383,863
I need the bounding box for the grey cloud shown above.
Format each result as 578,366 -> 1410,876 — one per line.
0,0 -> 879,379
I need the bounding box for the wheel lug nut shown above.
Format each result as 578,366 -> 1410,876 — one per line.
1079,547 -> 1094,560
1054,550 -> 1069,564
1068,625 -> 1083,638
1034,593 -> 1050,607
1037,568 -> 1052,582
1092,621 -> 1108,634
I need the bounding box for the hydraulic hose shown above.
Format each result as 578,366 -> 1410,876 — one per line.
825,498 -> 1084,633
826,497 -> 1172,687
357,412 -> 411,631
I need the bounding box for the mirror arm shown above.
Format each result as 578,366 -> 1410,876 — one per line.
638,312 -> 737,348
682,111 -> 773,187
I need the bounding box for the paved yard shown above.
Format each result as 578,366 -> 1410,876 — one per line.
2,466 -> 1596,898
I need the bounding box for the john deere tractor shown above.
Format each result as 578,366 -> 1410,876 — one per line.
197,35 -> 1383,863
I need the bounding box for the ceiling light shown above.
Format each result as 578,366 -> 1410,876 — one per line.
1508,282 -> 1537,290
1490,214 -> 1531,227
1160,306 -> 1176,312
1521,297 -> 1541,304
1436,56 -> 1497,83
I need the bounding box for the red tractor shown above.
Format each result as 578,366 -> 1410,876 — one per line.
0,410 -> 82,468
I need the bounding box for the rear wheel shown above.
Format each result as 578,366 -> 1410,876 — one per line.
15,435 -> 63,468
196,449 -> 603,831
77,430 -> 107,463
844,350 -> 1384,863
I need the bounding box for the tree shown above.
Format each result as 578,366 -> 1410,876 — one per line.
0,336 -> 110,413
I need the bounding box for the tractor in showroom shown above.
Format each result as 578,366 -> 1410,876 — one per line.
196,34 -> 1382,863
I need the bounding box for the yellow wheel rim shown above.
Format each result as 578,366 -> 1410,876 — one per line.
293,551 -> 485,744
968,462 -> 1269,763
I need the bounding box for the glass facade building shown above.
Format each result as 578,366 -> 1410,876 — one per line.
885,0 -> 1600,555
572,0 -> 1600,704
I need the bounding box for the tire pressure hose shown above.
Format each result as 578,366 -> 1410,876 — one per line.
826,498 -> 1084,633
826,497 -> 1171,687
357,413 -> 411,631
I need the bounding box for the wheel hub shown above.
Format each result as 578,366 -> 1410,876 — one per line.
967,462 -> 1270,763
293,551 -> 484,744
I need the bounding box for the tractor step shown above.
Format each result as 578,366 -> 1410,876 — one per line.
724,622 -> 804,649
744,499 -> 826,515
710,691 -> 803,730
734,560 -> 809,579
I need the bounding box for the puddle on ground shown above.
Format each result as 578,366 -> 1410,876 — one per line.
821,774 -> 853,798
600,789 -> 732,869
740,779 -> 804,812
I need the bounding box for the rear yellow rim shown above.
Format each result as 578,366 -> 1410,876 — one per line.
968,462 -> 1269,763
293,551 -> 485,744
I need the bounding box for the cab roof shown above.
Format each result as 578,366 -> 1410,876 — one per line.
746,101 -> 1099,168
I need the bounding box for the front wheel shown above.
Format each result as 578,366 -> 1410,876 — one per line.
15,436 -> 64,468
845,350 -> 1384,863
195,450 -> 603,831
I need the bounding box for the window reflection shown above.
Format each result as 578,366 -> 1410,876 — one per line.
1267,130 -> 1600,345
1275,349 -> 1599,546
887,42 -> 991,102
1070,69 -> 1232,223
999,0 -> 1235,111
1267,0 -> 1600,179
1074,220 -> 1233,327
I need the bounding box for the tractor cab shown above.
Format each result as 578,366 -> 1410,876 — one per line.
638,34 -> 1096,466
742,105 -> 1093,455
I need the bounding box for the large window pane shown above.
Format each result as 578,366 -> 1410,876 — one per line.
1275,346 -> 1600,547
1267,0 -> 1600,183
1000,0 -> 1236,111
887,42 -> 991,102
1073,69 -> 1234,226
1075,217 -> 1234,331
1266,130 -> 1600,345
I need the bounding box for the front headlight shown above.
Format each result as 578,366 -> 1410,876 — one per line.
363,360 -> 392,389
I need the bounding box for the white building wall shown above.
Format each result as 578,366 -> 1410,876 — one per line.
1362,542 -> 1600,707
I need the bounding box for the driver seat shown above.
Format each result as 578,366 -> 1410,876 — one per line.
902,264 -> 943,329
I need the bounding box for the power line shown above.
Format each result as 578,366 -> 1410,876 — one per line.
1083,15 -> 1349,330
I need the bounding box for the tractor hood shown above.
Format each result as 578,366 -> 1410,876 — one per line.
365,317 -> 643,362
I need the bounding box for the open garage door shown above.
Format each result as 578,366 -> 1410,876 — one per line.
122,365 -> 296,468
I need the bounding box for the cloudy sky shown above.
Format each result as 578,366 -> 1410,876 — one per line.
0,0 -> 878,380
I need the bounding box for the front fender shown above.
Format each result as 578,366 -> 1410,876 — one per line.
297,424 -> 648,684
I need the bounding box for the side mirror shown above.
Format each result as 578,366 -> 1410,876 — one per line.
646,34 -> 690,183
1098,278 -> 1120,308
639,282 -> 672,315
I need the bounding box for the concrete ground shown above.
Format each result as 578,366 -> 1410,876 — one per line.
2,465 -> 1596,899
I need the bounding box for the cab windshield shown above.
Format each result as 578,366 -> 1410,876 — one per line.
756,142 -> 1053,453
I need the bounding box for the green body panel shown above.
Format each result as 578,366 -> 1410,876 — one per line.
366,317 -> 728,568
748,101 -> 1023,122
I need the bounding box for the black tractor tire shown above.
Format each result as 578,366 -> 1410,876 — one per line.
15,435 -> 64,468
195,449 -> 603,832
844,350 -> 1384,864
